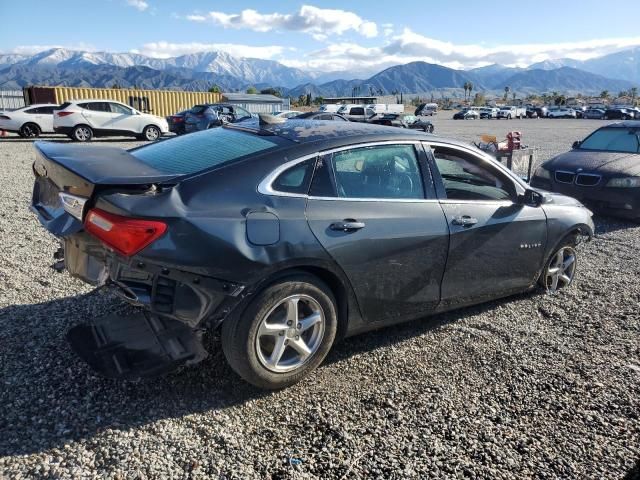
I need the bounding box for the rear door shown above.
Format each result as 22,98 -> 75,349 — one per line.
80,102 -> 113,130
426,142 -> 547,308
305,142 -> 449,324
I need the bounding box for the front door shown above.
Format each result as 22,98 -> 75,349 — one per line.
305,143 -> 449,324
427,143 -> 547,308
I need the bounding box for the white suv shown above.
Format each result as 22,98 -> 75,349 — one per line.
54,100 -> 169,142
0,104 -> 59,137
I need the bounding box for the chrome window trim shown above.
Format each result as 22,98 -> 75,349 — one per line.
258,140 -> 523,205
257,140 -> 427,201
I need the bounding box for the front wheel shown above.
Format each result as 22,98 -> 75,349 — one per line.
222,275 -> 338,389
142,125 -> 161,141
71,125 -> 93,142
539,240 -> 578,293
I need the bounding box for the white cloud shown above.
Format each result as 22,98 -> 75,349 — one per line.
126,0 -> 148,11
280,30 -> 640,72
133,41 -> 285,59
187,5 -> 378,38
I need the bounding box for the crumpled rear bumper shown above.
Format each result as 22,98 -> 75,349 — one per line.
67,311 -> 208,379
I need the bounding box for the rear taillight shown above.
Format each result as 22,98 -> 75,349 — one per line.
0,115 -> 10,120
57,111 -> 74,117
84,208 -> 167,257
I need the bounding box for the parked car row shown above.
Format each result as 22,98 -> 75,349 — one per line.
452,104 -> 640,120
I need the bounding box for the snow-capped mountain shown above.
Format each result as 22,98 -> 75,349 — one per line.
6,48 -> 316,87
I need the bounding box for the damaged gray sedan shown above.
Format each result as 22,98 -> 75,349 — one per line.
31,119 -> 594,389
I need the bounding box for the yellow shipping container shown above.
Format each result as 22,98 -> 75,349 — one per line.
26,86 -> 222,117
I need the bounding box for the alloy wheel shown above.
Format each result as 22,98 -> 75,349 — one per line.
75,127 -> 91,141
145,126 -> 160,141
255,294 -> 325,373
544,246 -> 577,293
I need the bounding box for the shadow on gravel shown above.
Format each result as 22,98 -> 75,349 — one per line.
623,458 -> 640,480
0,287 -> 545,457
592,215 -> 639,235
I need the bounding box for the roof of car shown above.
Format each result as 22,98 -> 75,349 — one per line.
599,120 -> 640,128
227,118 -> 431,143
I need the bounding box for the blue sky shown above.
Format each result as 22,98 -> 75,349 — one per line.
1,0 -> 640,71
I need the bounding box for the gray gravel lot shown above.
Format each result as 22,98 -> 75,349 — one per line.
1,120 -> 639,479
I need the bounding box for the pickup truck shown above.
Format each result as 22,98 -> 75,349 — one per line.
497,106 -> 526,119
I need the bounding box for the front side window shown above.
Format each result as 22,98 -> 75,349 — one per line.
579,127 -> 640,153
350,107 -> 364,115
330,145 -> 424,199
432,146 -> 514,201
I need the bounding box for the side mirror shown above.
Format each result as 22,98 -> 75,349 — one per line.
519,189 -> 544,207
572,140 -> 581,149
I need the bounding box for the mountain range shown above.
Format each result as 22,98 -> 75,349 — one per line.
1,47 -> 639,97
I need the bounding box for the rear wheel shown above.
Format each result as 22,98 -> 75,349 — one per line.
142,125 -> 161,141
20,123 -> 40,138
222,275 -> 338,389
539,238 -> 578,293
71,125 -> 93,142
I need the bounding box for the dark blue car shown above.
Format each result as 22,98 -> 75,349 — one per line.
184,103 -> 253,133
31,119 -> 593,388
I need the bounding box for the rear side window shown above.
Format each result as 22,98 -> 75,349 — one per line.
24,108 -> 38,114
38,106 -> 57,114
350,107 -> 364,115
57,102 -> 71,110
271,159 -> 315,194
130,128 -> 280,175
190,105 -> 207,114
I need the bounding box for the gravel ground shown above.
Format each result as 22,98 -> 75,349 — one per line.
1,122 -> 639,479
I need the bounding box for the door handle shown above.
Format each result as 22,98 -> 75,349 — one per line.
451,215 -> 478,227
330,219 -> 366,232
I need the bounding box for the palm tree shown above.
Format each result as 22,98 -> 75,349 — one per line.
503,86 -> 510,101
463,82 -> 469,100
631,87 -> 638,106
468,82 -> 474,101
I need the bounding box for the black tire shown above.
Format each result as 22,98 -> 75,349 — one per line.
20,123 -> 40,138
538,234 -> 578,292
142,125 -> 161,141
71,125 -> 93,142
222,275 -> 338,389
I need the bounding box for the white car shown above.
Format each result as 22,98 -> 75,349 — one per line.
0,104 -> 59,138
272,110 -> 303,119
546,107 -> 577,119
54,100 -> 169,142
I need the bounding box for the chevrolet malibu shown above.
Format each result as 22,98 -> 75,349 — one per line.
31,119 -> 594,389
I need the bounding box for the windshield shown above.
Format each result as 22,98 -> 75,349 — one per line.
130,128 -> 280,174
579,127 -> 640,153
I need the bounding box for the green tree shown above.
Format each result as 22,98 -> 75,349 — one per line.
260,87 -> 281,97
312,96 -> 324,105
631,87 -> 638,106
246,86 -> 258,94
208,85 -> 221,93
473,92 -> 485,106
600,90 -> 610,100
